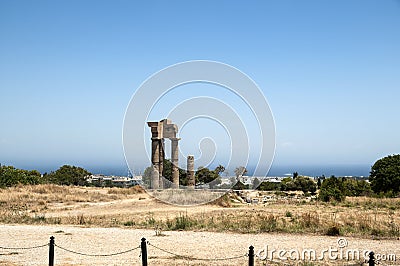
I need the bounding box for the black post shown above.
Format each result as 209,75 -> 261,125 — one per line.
248,245 -> 254,266
49,236 -> 55,266
141,237 -> 148,266
368,251 -> 375,266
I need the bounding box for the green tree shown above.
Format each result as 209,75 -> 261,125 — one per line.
24,170 -> 42,185
280,177 -> 297,191
353,179 -> 372,196
214,165 -> 225,175
234,166 -> 247,180
142,166 -> 153,187
142,160 -> 188,188
252,177 -> 261,189
196,167 -> 217,184
317,178 -> 322,189
195,165 -> 225,188
0,165 -> 42,187
163,159 -> 188,186
318,176 -> 345,202
342,178 -> 371,196
210,165 -> 225,188
280,176 -> 316,194
293,176 -> 317,194
46,165 -> 91,186
369,154 -> 400,195
258,181 -> 280,191
232,180 -> 247,190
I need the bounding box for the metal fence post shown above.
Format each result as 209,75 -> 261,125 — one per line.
141,237 -> 148,266
49,236 -> 55,266
368,251 -> 375,266
248,245 -> 254,266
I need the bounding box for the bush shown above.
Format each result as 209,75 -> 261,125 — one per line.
280,176 -> 317,194
318,176 -> 345,202
45,165 -> 91,186
326,226 -> 340,236
258,181 -> 280,191
259,214 -> 277,232
0,165 -> 42,187
173,213 -> 194,230
370,154 -> 400,194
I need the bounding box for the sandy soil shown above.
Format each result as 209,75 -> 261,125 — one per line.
0,224 -> 399,266
43,192 -> 225,219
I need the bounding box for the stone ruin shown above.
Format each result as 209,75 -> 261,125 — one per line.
147,119 -> 195,189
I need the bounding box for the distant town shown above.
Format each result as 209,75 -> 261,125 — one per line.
86,173 -> 368,189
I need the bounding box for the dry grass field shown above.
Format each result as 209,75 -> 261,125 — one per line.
1,185 -> 399,265
0,184 -> 399,238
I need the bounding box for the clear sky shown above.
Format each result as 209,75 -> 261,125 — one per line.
1,0 -> 399,176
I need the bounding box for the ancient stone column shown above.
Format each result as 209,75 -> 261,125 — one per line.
151,138 -> 160,189
187,155 -> 195,189
151,165 -> 159,189
148,119 -> 179,190
158,139 -> 165,189
171,138 -> 180,188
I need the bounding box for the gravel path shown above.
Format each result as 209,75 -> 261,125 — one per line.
0,224 -> 399,265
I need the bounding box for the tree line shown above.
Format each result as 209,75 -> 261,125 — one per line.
318,154 -> 400,201
0,164 -> 91,188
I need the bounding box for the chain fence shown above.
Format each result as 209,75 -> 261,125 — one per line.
54,243 -> 141,257
146,240 -> 248,261
0,237 -> 251,265
0,236 -> 381,266
0,243 -> 48,250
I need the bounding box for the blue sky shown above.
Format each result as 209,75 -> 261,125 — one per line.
1,0 -> 399,176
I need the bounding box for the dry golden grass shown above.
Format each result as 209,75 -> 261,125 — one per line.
0,184 -> 143,224
0,184 -> 120,205
0,185 -> 399,239
107,186 -> 145,195
150,189 -> 228,205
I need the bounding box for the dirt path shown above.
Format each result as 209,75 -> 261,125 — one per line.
0,224 -> 399,266
44,194 -> 226,219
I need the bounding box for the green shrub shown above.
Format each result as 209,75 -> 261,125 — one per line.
319,176 -> 345,202
326,226 -> 340,236
174,213 -> 194,230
